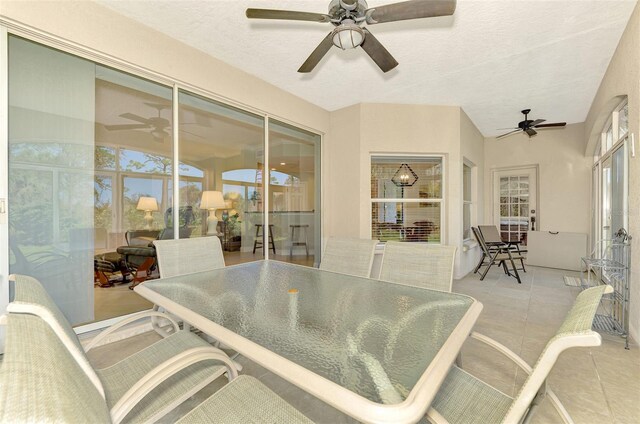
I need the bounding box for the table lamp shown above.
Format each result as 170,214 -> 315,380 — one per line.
200,190 -> 226,235
136,196 -> 158,230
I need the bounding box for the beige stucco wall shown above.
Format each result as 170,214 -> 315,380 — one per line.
484,123 -> 591,236
584,2 -> 640,343
324,104 -> 362,239
324,103 -> 484,278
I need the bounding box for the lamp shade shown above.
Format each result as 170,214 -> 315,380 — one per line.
136,196 -> 158,212
200,191 -> 226,210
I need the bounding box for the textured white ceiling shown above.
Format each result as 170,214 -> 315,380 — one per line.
96,0 -> 636,136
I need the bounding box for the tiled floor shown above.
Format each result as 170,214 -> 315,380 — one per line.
88,265 -> 640,423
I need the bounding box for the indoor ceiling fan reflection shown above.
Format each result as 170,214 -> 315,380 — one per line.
105,102 -> 171,143
105,103 -> 206,142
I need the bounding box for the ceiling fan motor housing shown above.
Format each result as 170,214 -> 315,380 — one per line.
329,0 -> 369,21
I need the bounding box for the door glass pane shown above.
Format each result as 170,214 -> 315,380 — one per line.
269,120 -> 321,266
8,36 -> 178,325
498,173 -> 531,244
601,157 -> 612,242
178,90 -> 264,266
611,145 -> 626,235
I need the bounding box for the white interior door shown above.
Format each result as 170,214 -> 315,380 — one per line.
493,167 -> 538,245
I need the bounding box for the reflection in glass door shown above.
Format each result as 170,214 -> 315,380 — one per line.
268,120 -> 321,266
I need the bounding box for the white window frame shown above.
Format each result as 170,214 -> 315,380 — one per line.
370,153 -> 446,244
462,160 -> 475,242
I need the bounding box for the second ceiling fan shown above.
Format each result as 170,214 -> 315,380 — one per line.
246,0 -> 457,73
497,109 -> 567,139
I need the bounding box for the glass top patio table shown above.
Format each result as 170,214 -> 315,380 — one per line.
135,260 -> 482,424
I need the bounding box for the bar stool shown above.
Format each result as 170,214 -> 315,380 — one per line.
289,224 -> 309,257
253,224 -> 276,254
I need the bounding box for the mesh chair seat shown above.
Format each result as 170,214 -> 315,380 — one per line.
429,366 -> 512,424
0,314 -> 112,424
427,285 -> 611,424
98,330 -> 227,423
8,274 -> 230,423
176,375 -> 313,424
1,314 -> 313,424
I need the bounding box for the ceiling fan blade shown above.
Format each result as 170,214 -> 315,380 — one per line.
529,119 -> 545,127
104,123 -> 149,131
365,0 -> 456,25
534,122 -> 566,128
246,9 -> 332,23
298,32 -> 334,73
496,127 -> 519,130
120,113 -> 152,125
525,128 -> 537,137
360,28 -> 399,73
497,129 -> 521,139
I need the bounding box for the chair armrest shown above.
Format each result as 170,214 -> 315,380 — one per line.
469,332 -> 574,424
426,407 -> 451,424
84,310 -> 180,352
470,332 -> 532,373
110,346 -> 239,424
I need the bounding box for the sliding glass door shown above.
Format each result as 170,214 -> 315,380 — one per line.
3,33 -> 322,330
268,120 -> 321,266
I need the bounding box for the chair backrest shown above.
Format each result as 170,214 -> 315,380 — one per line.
0,313 -> 111,423
478,225 -> 503,244
7,274 -> 104,396
379,242 -> 457,292
503,284 -> 612,422
158,206 -> 196,240
319,237 -> 378,278
154,236 -> 225,278
472,227 -> 492,256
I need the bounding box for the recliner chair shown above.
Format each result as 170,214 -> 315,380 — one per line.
117,206 -> 195,287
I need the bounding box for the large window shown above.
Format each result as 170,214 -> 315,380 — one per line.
371,156 -> 443,243
592,99 -> 628,247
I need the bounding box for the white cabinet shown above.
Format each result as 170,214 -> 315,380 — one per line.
526,231 -> 587,271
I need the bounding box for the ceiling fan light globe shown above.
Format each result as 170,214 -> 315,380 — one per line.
150,129 -> 165,139
332,23 -> 364,49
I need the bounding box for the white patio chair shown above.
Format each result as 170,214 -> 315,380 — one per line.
6,274 -> 239,424
319,237 -> 378,277
379,242 -> 457,292
0,313 -> 313,424
154,236 -> 225,278
427,284 -> 613,424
